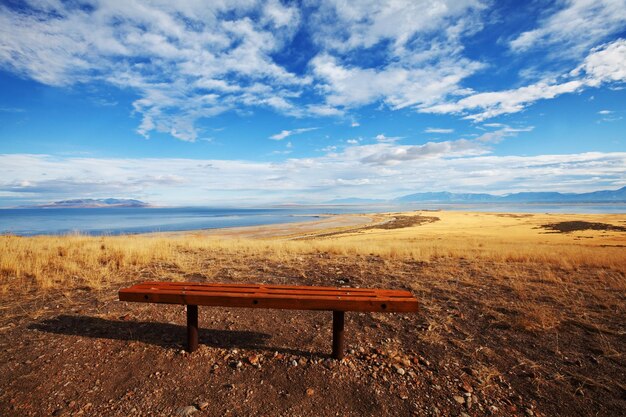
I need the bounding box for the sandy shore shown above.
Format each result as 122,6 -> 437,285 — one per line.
167,212 -> 383,239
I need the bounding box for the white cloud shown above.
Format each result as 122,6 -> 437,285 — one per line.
572,39 -> 626,85
269,127 -> 318,140
596,109 -> 623,122
2,151 -> 623,205
269,130 -> 292,141
0,1 -> 624,141
424,127 -> 454,134
422,80 -> 585,121
310,52 -> 483,111
375,134 -> 402,143
306,104 -> 345,116
346,138 -> 360,144
509,0 -> 626,58
473,126 -> 533,143
306,4 -> 626,121
8,1 -> 487,138
309,0 -> 486,53
304,1 -> 487,113
334,178 -> 374,186
422,39 -> 626,121
0,1 -> 306,142
359,139 -> 488,165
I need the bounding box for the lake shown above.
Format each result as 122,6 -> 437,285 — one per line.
0,203 -> 624,236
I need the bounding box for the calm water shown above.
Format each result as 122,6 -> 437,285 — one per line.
0,207 -> 332,236
0,204 -> 624,236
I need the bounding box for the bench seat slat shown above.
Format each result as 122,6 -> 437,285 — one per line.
129,284 -> 409,298
136,281 -> 406,295
119,282 -> 418,313
122,287 -> 416,301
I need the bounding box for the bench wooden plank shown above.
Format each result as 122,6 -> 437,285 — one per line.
126,285 -> 410,299
134,281 -> 408,295
118,281 -> 419,359
123,289 -> 415,301
119,282 -> 418,312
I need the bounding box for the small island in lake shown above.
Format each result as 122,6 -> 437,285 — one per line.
33,198 -> 150,208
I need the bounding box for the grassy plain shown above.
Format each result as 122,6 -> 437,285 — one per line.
0,210 -> 625,416
1,210 -> 624,294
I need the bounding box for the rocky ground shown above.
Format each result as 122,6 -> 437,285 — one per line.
1,252 -> 624,416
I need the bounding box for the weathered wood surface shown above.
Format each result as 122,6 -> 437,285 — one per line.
119,281 -> 419,313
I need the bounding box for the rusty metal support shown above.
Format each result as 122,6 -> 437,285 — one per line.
187,304 -> 198,352
332,310 -> 345,360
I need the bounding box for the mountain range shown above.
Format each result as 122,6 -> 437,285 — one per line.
18,187 -> 626,208
328,186 -> 626,204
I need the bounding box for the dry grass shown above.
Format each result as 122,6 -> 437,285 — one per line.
1,210 -> 624,295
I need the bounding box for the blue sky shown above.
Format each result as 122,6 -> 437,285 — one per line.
0,0 -> 625,206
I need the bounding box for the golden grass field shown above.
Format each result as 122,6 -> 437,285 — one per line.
1,210 -> 624,295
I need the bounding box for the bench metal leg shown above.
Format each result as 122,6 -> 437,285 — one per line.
332,310 -> 345,360
187,304 -> 198,352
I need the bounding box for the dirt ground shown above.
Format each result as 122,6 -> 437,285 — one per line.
1,211 -> 625,416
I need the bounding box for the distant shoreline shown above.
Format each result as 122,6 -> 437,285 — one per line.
1,205 -> 625,237
5,201 -> 626,210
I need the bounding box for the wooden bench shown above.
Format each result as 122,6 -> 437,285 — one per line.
118,281 -> 419,359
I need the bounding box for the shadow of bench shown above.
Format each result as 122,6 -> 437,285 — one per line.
29,314 -> 277,351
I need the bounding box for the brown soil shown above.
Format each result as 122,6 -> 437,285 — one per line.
1,254 -> 625,417
541,221 -> 626,233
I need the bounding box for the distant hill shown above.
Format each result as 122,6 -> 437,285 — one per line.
34,198 -> 150,208
397,186 -> 626,203
329,187 -> 626,204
